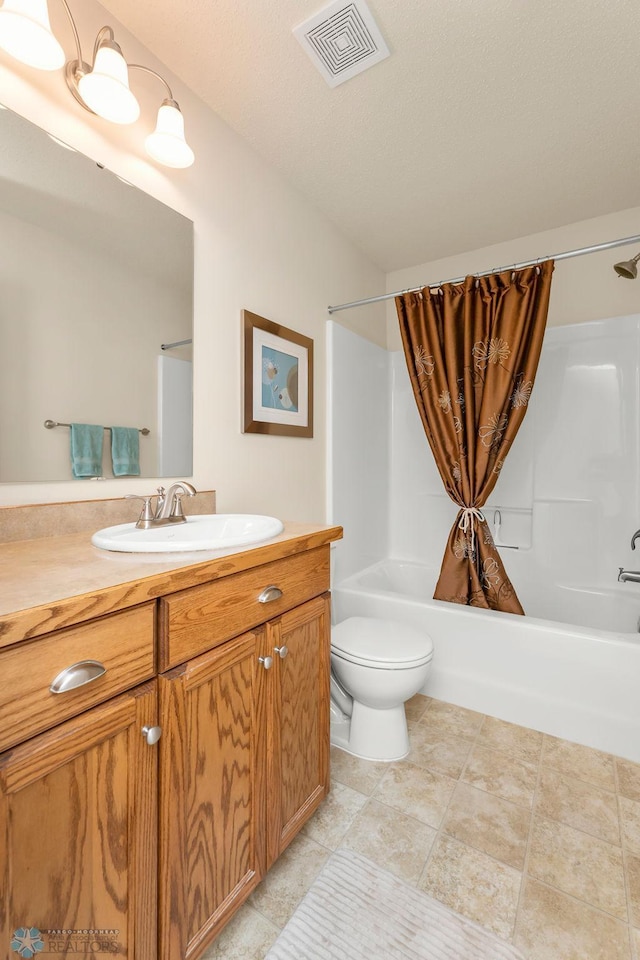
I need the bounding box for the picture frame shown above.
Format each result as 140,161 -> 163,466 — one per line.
242,310 -> 314,437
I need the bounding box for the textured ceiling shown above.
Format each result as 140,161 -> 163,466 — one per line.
101,0 -> 640,271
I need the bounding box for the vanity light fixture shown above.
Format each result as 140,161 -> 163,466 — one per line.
73,26 -> 140,125
0,0 -> 195,167
0,0 -> 64,69
145,96 -> 194,169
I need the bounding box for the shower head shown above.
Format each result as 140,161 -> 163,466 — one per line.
614,251 -> 640,278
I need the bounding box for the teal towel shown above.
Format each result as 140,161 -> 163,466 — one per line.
111,426 -> 140,476
70,423 -> 104,478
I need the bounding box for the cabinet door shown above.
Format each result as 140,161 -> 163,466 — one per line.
265,593 -> 331,867
158,630 -> 266,960
0,682 -> 158,960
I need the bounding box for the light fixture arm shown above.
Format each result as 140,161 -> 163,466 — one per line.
64,22 -> 135,117
56,0 -> 84,70
90,25 -> 116,63
128,63 -> 174,102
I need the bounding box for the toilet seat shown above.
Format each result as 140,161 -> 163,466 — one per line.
332,616 -> 433,670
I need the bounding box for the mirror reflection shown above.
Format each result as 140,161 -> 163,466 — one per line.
0,104 -> 194,483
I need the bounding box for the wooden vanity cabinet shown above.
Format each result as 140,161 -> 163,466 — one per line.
0,537 -> 336,960
157,629 -> 267,960
157,553 -> 332,960
0,681 -> 158,960
264,594 -> 331,868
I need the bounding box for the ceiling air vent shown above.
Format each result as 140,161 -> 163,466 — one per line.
293,0 -> 390,88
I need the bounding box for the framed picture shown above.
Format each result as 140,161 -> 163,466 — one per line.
243,310 -> 314,437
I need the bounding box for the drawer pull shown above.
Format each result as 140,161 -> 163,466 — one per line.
142,725 -> 162,745
49,660 -> 106,694
258,585 -> 283,604
259,655 -> 273,670
274,645 -> 288,659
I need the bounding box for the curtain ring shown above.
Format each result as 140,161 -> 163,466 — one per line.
439,287 -> 444,295
535,265 -> 540,275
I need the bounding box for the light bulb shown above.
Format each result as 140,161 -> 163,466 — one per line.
0,0 -> 64,70
145,99 -> 194,169
78,41 -> 139,124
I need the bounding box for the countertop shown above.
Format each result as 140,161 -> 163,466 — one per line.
0,521 -> 343,648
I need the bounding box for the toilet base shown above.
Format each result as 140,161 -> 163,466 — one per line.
330,701 -> 410,762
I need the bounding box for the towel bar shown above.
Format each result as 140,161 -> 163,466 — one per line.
44,420 -> 150,436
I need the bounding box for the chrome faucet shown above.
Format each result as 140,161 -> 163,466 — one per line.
155,481 -> 197,521
632,529 -> 640,550
126,481 -> 197,528
619,568 -> 640,583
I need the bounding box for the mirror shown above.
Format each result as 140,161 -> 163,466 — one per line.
0,104 -> 194,482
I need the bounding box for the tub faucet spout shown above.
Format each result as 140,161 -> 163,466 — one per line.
619,567 -> 640,583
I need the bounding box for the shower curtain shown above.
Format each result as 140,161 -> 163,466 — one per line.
395,261 -> 554,614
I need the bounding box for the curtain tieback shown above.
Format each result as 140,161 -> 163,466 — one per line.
458,507 -> 485,552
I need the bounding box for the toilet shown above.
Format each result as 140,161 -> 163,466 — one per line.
330,616 -> 434,762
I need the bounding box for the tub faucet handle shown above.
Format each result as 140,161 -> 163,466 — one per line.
632,529 -> 640,551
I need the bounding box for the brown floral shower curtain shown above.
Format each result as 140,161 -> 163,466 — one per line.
395,261 -> 554,614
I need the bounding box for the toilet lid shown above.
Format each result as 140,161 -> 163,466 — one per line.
331,616 -> 433,668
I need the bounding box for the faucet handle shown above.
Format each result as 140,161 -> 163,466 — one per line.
125,495 -> 155,527
171,492 -> 186,520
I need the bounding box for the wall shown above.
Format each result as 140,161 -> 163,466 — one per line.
0,0 -> 386,517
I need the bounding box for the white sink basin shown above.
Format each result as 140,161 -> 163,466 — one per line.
91,514 -> 284,553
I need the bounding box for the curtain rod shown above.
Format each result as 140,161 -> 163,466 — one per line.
327,232 -> 640,314
161,338 -> 193,350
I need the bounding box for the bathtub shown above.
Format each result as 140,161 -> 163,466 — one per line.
332,559 -> 640,762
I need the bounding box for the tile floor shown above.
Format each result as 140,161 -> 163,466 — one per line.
203,695 -> 640,960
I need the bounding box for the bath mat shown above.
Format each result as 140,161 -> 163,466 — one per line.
265,849 -> 525,960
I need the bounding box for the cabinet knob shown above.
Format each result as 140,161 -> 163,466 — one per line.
258,585 -> 283,604
142,725 -> 162,745
49,660 -> 106,694
274,645 -> 288,659
258,655 -> 273,670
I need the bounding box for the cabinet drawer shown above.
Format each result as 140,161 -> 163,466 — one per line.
159,546 -> 330,669
0,603 -> 155,752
